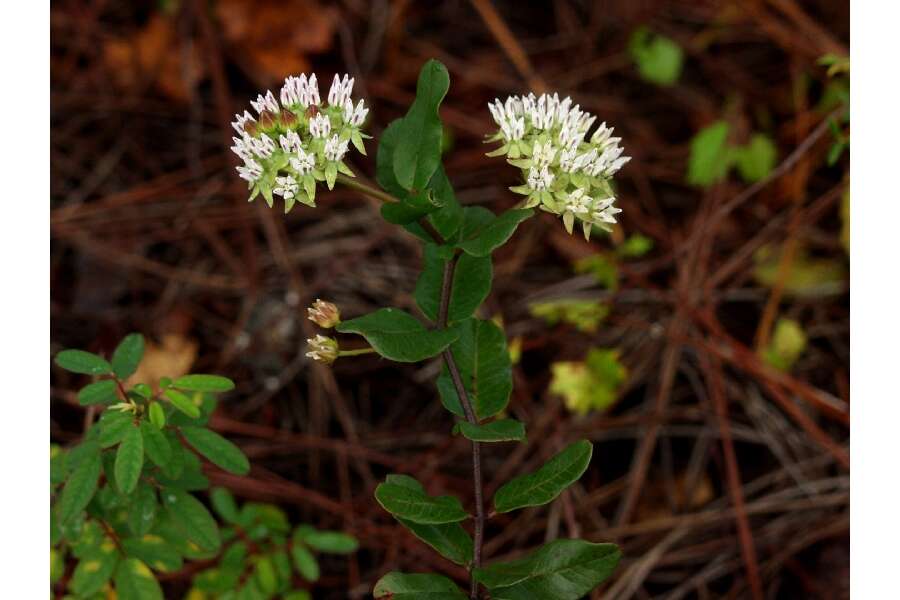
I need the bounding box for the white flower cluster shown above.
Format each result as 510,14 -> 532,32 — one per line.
230,74 -> 370,212
487,93 -> 630,239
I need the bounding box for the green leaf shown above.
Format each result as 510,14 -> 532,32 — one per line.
374,572 -> 467,599
148,401 -> 166,429
376,118 -> 407,198
335,308 -> 459,363
172,374 -> 235,392
437,319 -> 512,419
473,540 -> 621,600
733,133 -> 777,182
415,246 -> 492,323
456,419 -> 525,443
115,423 -> 144,494
687,121 -> 732,187
210,487 -> 240,523
392,59 -> 450,192
55,349 -> 112,375
290,543 -> 320,582
761,317 -> 808,371
529,299 -> 610,333
399,165 -> 465,241
422,165 -> 463,239
78,379 -> 119,406
158,431 -> 185,480
50,548 -> 65,584
550,348 -> 627,415
752,243 -> 846,296
97,410 -> 135,448
456,209 -> 532,256
58,442 -> 101,523
293,526 -> 358,554
121,534 -> 183,573
128,483 -> 158,536
381,196 -> 438,225
628,26 -> 684,86
111,333 -> 145,379
114,558 -> 164,600
140,420 -> 171,467
253,555 -> 279,594
162,489 -> 221,552
375,474 -> 468,524
70,544 -> 119,596
396,518 -> 473,566
164,389 -> 200,419
494,440 -> 593,513
180,426 -> 250,476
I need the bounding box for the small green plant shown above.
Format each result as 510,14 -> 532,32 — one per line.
628,26 -> 684,86
760,318 -> 807,372
550,348 -> 628,415
189,488 -> 358,599
51,334 -> 357,599
229,59 -> 627,597
686,120 -> 777,187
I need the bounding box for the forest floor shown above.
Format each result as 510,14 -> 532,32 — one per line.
51,1 -> 849,598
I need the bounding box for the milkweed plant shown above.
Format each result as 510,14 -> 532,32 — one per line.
52,58 -> 629,600
234,60 -> 628,599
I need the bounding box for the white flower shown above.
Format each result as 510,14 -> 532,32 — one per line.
290,147 -> 316,175
307,299 -> 340,328
280,75 -> 302,107
586,145 -> 630,178
273,175 -> 299,200
565,188 -> 591,214
309,113 -> 331,139
343,99 -> 369,127
305,74 -> 321,106
279,130 -> 302,153
281,73 -> 321,107
249,134 -> 276,158
250,90 -> 279,114
488,98 -> 525,141
532,141 -> 557,167
527,165 -> 554,191
486,91 -> 630,239
231,72 -> 369,211
529,94 -> 556,130
306,334 -> 339,364
591,122 -> 614,145
592,197 -> 621,224
557,123 -> 583,151
231,110 -> 255,135
230,135 -> 254,161
324,135 -> 350,162
236,159 -> 263,183
328,74 -> 355,107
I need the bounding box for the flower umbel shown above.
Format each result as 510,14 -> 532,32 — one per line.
487,93 -> 630,239
307,299 -> 341,329
306,335 -> 339,364
229,72 -> 371,212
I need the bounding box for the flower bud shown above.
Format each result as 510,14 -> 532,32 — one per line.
279,108 -> 298,128
258,110 -> 278,131
306,335 -> 339,364
307,299 -> 341,328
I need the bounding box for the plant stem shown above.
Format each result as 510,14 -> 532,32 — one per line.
339,175 -> 484,598
438,257 -> 485,599
335,174 -> 398,204
338,347 -> 377,357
